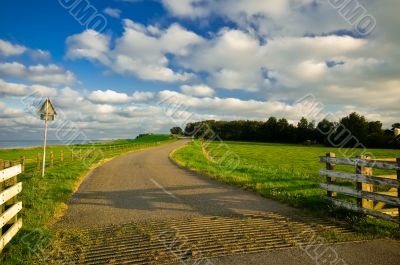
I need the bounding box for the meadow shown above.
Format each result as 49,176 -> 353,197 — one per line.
0,134 -> 175,264
171,140 -> 400,238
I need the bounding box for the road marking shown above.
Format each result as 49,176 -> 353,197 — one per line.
150,178 -> 179,200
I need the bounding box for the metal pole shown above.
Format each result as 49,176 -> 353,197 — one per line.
42,99 -> 49,177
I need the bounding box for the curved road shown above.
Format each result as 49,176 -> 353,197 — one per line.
57,140 -> 293,228
55,140 -> 400,265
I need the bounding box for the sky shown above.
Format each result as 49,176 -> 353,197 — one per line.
0,0 -> 399,140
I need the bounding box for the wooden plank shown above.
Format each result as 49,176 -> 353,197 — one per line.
377,175 -> 397,180
0,218 -> 22,252
0,165 -> 22,183
323,197 -> 399,224
0,202 -> 22,228
320,157 -> 400,170
377,189 -> 398,196
356,155 -> 373,209
0,183 -> 22,206
374,158 -> 396,162
320,170 -> 400,188
320,183 -> 400,206
376,208 -> 399,217
375,188 -> 398,210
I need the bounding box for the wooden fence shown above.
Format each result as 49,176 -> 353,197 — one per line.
0,164 -> 23,252
320,153 -> 400,223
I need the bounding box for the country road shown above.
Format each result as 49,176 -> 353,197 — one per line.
54,140 -> 400,265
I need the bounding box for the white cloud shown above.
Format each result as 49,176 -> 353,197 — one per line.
88,90 -> 131,104
66,20 -> 203,82
180,84 -> 214,97
66,30 -> 111,65
27,64 -> 77,85
0,62 -> 26,76
0,39 -> 26,57
0,78 -> 29,96
29,49 -> 51,61
132,91 -> 154,102
0,62 -> 77,85
0,79 -> 56,97
87,89 -> 155,104
104,7 -> 122,18
157,90 -> 299,119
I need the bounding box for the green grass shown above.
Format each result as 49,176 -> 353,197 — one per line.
0,134 -> 175,264
171,140 -> 400,239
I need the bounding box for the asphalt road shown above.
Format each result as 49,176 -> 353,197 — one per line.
56,139 -> 294,228
55,140 -> 400,265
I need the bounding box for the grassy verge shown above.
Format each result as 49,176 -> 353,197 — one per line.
0,134 -> 176,264
171,140 -> 400,239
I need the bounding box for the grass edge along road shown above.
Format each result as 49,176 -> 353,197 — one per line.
171,140 -> 400,240
0,135 -> 176,265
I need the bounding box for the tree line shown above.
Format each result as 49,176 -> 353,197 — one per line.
172,112 -> 400,149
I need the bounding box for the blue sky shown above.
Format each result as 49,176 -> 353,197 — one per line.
0,0 -> 399,140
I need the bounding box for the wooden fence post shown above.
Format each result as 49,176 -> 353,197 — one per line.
20,156 -> 25,172
356,155 -> 373,209
71,152 -> 74,161
326,152 -> 336,198
50,152 -> 54,167
397,157 -> 400,224
79,149 -> 82,158
61,151 -> 64,162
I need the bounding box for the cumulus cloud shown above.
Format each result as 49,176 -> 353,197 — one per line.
66,30 -> 111,65
66,20 -> 203,82
0,79 -> 56,97
180,84 -> 214,97
88,90 -> 131,104
0,39 -> 26,57
0,62 -> 77,85
132,91 -> 155,102
0,39 -> 52,61
104,7 -> 122,18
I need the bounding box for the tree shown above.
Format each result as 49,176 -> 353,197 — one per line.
392,123 -> 400,130
316,119 -> 334,144
297,117 -> 315,143
170,127 -> 183,135
337,112 -> 369,146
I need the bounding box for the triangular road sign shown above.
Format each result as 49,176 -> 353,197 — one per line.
39,98 -> 57,121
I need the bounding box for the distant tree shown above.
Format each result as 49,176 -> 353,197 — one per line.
297,117 -> 315,143
182,112 -> 397,149
263,117 -> 279,142
316,119 -> 334,144
170,127 -> 183,135
336,112 -> 369,146
392,123 -> 400,130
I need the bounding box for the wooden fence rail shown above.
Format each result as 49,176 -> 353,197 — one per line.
0,164 -> 23,252
319,153 -> 400,224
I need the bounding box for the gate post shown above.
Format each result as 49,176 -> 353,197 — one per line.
326,152 -> 336,198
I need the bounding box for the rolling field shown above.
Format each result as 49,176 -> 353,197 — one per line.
171,140 -> 400,238
0,134 -> 175,264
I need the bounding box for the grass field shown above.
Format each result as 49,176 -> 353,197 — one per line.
0,134 -> 175,264
171,140 -> 400,239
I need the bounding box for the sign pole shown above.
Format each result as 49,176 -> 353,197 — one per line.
42,99 -> 49,177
